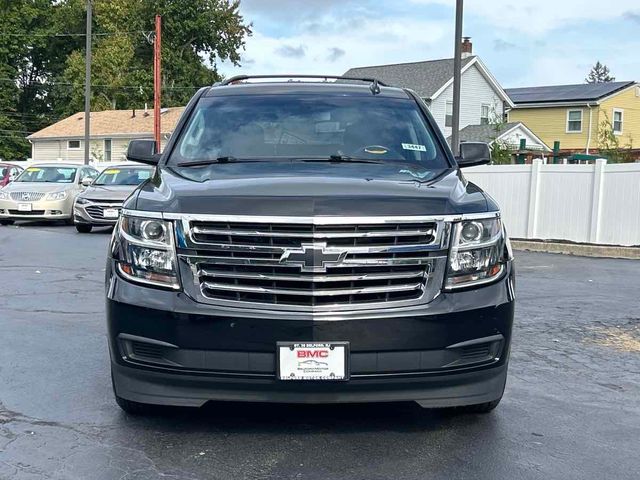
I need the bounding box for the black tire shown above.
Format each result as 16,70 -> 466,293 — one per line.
75,224 -> 92,233
0,219 -> 14,226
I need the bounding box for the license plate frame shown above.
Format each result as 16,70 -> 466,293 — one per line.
17,203 -> 32,212
277,342 -> 350,381
103,208 -> 119,219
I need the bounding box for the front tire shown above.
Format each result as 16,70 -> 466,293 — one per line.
0,219 -> 14,226
75,224 -> 92,233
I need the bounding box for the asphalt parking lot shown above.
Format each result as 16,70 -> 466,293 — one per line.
0,222 -> 638,480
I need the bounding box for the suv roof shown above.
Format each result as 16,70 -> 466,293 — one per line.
207,79 -> 411,99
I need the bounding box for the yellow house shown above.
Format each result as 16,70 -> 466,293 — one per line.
506,81 -> 639,154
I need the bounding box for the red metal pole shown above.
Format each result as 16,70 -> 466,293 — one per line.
153,15 -> 161,152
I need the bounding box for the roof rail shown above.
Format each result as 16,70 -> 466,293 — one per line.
215,74 -> 389,87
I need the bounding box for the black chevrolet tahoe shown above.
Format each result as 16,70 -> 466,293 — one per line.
106,75 -> 515,415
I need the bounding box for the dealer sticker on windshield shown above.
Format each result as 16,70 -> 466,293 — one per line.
402,143 -> 427,152
277,342 -> 349,381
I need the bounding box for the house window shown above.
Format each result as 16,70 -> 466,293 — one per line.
104,139 -> 112,162
67,140 -> 81,150
612,109 -> 623,135
566,110 -> 583,133
445,101 -> 453,128
480,104 -> 490,125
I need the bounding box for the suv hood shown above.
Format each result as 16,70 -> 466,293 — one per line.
130,163 -> 491,216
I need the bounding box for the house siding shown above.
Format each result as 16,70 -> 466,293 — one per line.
31,136 -> 167,163
598,86 -> 640,149
431,63 -> 505,137
508,106 -> 598,151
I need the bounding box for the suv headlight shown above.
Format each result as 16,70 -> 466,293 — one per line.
113,214 -> 180,289
46,191 -> 67,200
445,216 -> 509,289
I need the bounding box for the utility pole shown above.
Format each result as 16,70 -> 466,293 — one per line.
84,0 -> 92,165
153,15 -> 162,152
451,0 -> 463,157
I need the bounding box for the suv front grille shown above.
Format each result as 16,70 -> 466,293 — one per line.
179,217 -> 448,310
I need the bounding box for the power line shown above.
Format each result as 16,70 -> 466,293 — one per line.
0,31 -> 152,38
0,78 -> 200,90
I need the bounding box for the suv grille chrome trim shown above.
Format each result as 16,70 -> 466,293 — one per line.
175,215 -> 455,311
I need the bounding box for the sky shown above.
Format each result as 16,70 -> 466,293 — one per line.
217,0 -> 640,88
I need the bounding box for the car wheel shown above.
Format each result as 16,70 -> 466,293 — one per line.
75,224 -> 92,233
0,220 -> 14,226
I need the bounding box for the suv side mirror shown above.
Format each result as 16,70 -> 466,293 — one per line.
456,142 -> 491,168
81,177 -> 93,187
127,140 -> 160,165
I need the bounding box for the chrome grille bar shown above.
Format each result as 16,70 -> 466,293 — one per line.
202,281 -> 424,297
192,226 -> 435,239
198,267 -> 425,282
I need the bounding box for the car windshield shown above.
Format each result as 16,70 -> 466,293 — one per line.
167,94 -> 450,169
94,166 -> 152,186
16,166 -> 77,183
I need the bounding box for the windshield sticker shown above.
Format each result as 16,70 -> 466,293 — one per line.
104,169 -> 120,174
402,143 -> 427,152
26,167 -> 42,172
364,146 -> 388,155
400,169 -> 431,180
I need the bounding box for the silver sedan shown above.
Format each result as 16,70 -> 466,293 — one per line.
73,164 -> 153,233
0,164 -> 99,225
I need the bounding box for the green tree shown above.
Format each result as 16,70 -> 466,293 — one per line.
597,112 -> 632,163
486,107 -> 514,165
585,61 -> 615,84
55,0 -> 252,116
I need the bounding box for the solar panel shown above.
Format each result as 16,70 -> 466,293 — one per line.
506,81 -> 634,103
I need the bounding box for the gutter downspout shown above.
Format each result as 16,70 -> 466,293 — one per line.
586,103 -> 594,154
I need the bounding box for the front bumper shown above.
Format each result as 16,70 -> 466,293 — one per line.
0,198 -> 72,220
107,260 -> 515,407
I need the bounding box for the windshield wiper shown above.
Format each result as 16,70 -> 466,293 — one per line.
302,155 -> 386,164
176,156 -> 241,167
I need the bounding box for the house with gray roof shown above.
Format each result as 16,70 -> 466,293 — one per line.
448,122 -> 551,154
344,38 -> 514,138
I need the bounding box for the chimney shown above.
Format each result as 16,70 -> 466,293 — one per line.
461,37 -> 472,59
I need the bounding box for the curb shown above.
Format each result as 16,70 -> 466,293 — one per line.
511,240 -> 640,260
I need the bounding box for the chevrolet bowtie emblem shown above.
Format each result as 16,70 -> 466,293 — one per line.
280,243 -> 347,273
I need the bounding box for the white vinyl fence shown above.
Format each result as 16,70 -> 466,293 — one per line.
464,159 -> 640,247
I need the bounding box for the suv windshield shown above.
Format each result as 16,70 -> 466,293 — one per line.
94,166 -> 152,186
168,94 -> 449,169
16,166 -> 77,183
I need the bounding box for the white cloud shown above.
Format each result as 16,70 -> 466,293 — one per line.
411,0 -> 639,33
219,16 -> 450,77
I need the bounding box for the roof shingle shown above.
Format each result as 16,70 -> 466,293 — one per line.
28,107 -> 185,140
343,57 -> 476,98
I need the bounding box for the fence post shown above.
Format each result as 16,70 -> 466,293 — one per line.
527,159 -> 542,238
589,159 -> 606,243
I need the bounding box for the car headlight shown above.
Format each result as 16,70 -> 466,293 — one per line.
112,214 -> 180,289
0,191 -> 9,200
445,216 -> 508,289
75,196 -> 89,205
46,191 -> 67,200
